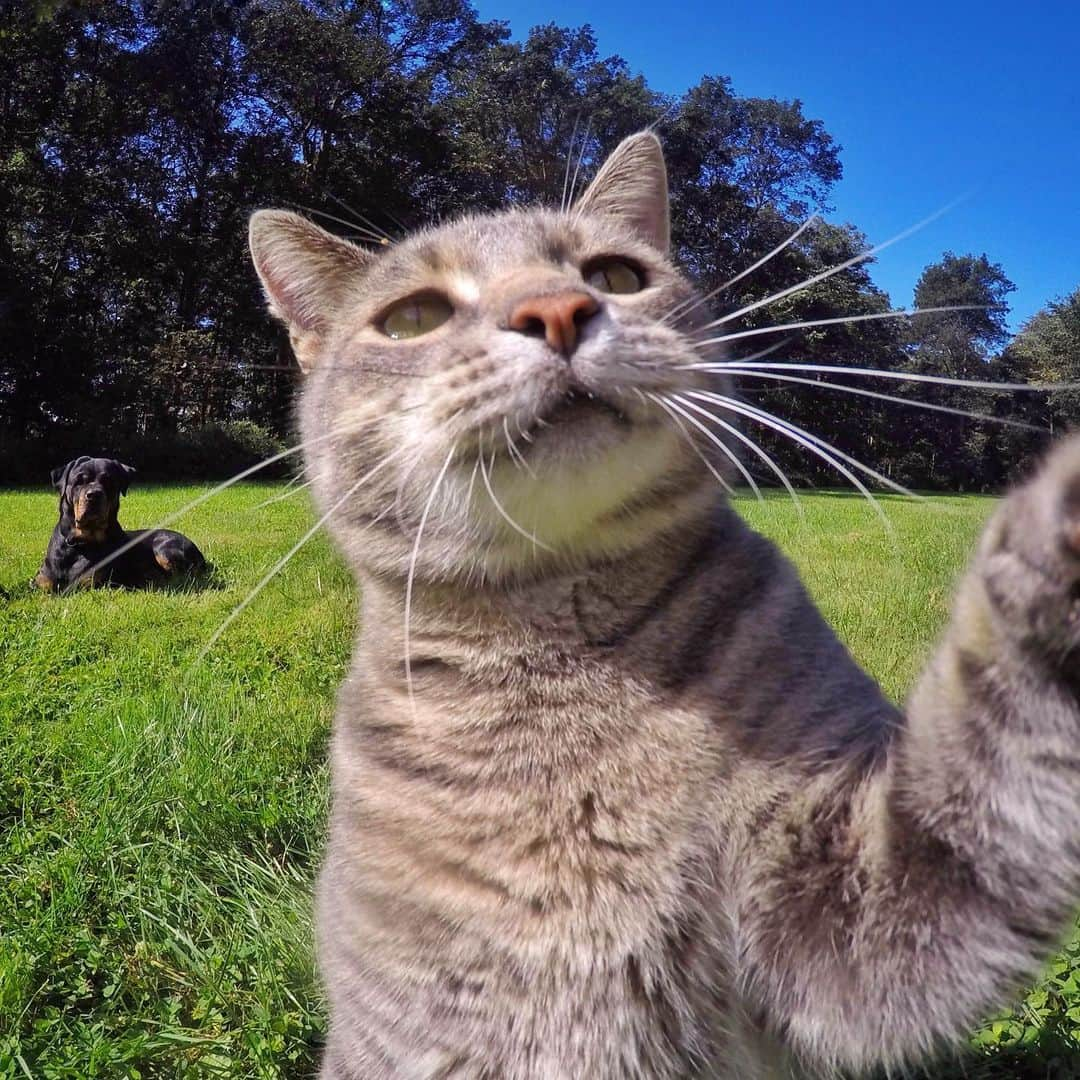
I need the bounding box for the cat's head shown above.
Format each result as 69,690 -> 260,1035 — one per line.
249,133 -> 728,583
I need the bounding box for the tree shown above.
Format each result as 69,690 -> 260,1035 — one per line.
440,23 -> 662,208
0,0 -> 497,445
913,253 -> 1014,354
1004,288 -> 1080,437
873,253 -> 1019,489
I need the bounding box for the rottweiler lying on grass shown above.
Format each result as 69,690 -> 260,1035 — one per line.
34,455 -> 206,592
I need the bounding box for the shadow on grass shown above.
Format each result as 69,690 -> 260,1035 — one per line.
151,561 -> 227,594
10,562 -> 227,598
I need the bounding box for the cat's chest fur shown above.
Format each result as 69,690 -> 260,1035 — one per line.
316,568 -> 765,1076
332,569 -> 721,932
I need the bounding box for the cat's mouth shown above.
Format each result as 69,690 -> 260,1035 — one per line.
482,382 -> 653,469
530,387 -> 631,433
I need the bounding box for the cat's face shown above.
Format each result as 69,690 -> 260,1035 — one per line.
250,133 -> 724,583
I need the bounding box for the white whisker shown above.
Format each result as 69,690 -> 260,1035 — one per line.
722,368 -> 1041,431
249,473 -> 323,510
392,455 -> 429,535
646,392 -> 736,497
561,112 -> 582,213
503,415 -> 534,476
728,337 -> 796,365
707,199 -> 968,329
569,116 -> 593,214
650,393 -> 761,501
683,389 -> 896,532
636,335 -> 790,370
292,203 -> 390,246
515,409 -> 534,444
478,446 -> 555,553
465,456 -> 481,508
404,444 -> 458,717
664,214 -> 819,327
667,393 -> 804,517
686,361 -> 1072,394
192,452 -> 399,669
689,387 -> 917,499
690,305 -> 984,347
644,100 -> 680,135
392,410 -> 462,533
326,191 -> 396,244
273,468 -> 311,494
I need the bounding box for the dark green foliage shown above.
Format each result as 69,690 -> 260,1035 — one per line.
876,253 -> 1031,492
1003,288 -> 1080,437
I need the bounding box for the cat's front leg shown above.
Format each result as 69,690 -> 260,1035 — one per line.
729,435 -> 1080,1077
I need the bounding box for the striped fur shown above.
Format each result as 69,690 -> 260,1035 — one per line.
249,133 -> 1080,1078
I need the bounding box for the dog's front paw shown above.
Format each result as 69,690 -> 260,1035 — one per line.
31,570 -> 56,594
981,435 -> 1080,658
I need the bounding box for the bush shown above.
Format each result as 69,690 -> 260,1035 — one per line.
0,422 -> 292,486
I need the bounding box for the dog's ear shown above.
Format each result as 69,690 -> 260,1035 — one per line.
118,464 -> 136,495
51,456 -> 91,493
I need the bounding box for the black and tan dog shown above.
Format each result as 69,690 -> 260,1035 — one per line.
34,456 -> 206,592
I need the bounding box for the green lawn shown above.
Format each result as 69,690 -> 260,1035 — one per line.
1,484 -> 1079,1078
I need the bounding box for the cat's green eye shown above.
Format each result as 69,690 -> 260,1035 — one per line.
379,293 -> 454,339
584,259 -> 644,295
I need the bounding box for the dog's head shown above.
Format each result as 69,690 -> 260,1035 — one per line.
51,456 -> 136,542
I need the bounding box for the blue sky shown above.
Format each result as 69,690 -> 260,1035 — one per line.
474,0 -> 1080,332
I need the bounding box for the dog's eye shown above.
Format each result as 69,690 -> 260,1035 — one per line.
378,293 -> 453,339
583,258 -> 644,295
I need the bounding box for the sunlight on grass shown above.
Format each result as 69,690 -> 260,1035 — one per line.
1,484 -> 1076,1077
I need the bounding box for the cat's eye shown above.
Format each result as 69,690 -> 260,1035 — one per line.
583,258 -> 645,295
378,293 -> 453,339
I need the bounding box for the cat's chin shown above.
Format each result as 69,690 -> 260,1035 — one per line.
515,413 -> 652,473
472,420 -> 690,560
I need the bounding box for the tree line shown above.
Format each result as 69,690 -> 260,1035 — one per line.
2,0 -> 1079,489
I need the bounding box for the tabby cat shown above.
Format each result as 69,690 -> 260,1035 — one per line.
249,132 -> 1080,1079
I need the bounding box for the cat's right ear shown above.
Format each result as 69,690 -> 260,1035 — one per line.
248,210 -> 372,372
575,132 -> 670,254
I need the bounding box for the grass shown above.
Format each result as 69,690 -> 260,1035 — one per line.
1,483 -> 1079,1077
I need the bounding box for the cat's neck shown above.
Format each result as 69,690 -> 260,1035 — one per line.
338,499 -> 767,783
356,499 -> 747,667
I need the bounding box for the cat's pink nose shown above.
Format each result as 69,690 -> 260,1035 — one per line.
508,292 -> 599,356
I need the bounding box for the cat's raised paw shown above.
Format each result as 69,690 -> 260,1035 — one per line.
980,434 -> 1080,656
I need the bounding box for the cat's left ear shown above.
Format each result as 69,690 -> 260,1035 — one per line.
249,210 -> 373,371
575,131 -> 670,254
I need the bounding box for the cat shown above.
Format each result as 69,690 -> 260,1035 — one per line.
248,132 -> 1080,1079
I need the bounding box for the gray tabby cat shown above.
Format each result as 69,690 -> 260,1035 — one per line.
249,133 -> 1080,1079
